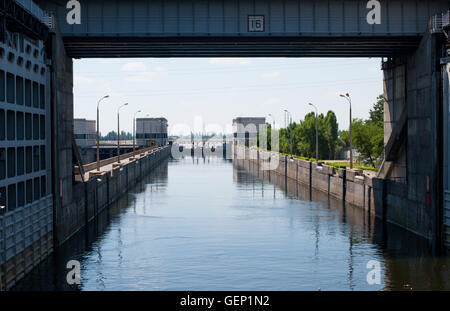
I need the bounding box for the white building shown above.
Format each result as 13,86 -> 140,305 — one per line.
232,117 -> 266,147
136,118 -> 168,147
74,118 -> 96,147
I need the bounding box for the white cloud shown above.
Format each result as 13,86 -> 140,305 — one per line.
209,58 -> 252,65
263,98 -> 281,105
126,72 -> 158,83
125,66 -> 167,83
262,72 -> 280,79
122,62 -> 148,72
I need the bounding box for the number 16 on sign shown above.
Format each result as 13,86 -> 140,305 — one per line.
248,15 -> 265,32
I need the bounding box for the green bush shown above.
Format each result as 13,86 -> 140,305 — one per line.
325,162 -> 376,172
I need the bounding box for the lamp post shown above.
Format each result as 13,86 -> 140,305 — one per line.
284,110 -> 293,156
117,103 -> 128,163
340,93 -> 353,169
133,110 -> 142,158
308,103 -> 319,165
268,113 -> 275,129
266,114 -> 275,151
96,95 -> 109,172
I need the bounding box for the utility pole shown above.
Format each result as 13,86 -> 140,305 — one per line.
96,95 -> 109,171
308,103 -> 319,164
340,93 -> 353,169
117,103 -> 128,163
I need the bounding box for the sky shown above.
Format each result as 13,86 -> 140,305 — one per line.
73,57 -> 383,136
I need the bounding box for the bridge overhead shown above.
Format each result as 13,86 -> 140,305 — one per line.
36,0 -> 450,57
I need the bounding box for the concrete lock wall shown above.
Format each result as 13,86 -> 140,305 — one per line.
235,26 -> 448,249
50,24 -> 76,248
234,144 -> 445,248
444,60 -> 450,251
58,146 -> 170,245
378,24 -> 446,248
41,23 -> 172,274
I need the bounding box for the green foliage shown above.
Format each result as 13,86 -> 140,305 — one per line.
258,94 -> 384,168
351,95 -> 384,167
325,162 -> 376,172
324,111 -> 339,159
275,111 -> 339,161
369,95 -> 384,124
352,118 -> 384,167
100,131 -> 132,141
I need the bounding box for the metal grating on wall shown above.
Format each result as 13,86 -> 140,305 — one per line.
444,191 -> 450,250
0,25 -> 53,289
0,196 -> 53,289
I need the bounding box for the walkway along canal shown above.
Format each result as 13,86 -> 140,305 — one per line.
13,154 -> 450,290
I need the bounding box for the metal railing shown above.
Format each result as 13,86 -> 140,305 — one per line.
75,145 -> 167,176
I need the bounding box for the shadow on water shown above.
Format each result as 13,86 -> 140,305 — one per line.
233,158 -> 450,291
12,159 -> 169,291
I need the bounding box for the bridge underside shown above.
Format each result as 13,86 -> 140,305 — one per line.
64,35 -> 421,58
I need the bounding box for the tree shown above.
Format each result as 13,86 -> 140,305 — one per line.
352,119 -> 384,167
324,111 -> 339,160
369,94 -> 384,124
296,112 -> 317,158
100,131 -> 132,141
337,130 -> 350,157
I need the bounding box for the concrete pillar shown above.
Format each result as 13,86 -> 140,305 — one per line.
404,28 -> 443,246
382,57 -> 407,181
49,24 -> 75,246
442,58 -> 450,250
444,61 -> 450,190
381,24 -> 447,247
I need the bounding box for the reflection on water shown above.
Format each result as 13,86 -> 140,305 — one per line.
13,156 -> 450,291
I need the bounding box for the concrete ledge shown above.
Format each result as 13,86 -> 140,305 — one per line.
364,175 -> 374,187
354,175 -> 365,184
321,164 -> 336,175
112,163 -> 125,169
88,171 -> 107,179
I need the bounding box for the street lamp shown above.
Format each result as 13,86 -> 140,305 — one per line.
133,110 -> 142,158
340,93 -> 353,169
96,95 -> 109,172
267,113 -> 276,129
308,103 -> 319,165
265,114 -> 276,151
284,109 -> 293,156
117,103 -> 128,163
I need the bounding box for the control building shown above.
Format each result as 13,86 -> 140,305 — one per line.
136,118 -> 168,147
74,118 -> 96,147
232,117 -> 266,147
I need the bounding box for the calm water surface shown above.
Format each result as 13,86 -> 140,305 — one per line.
14,156 -> 450,290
